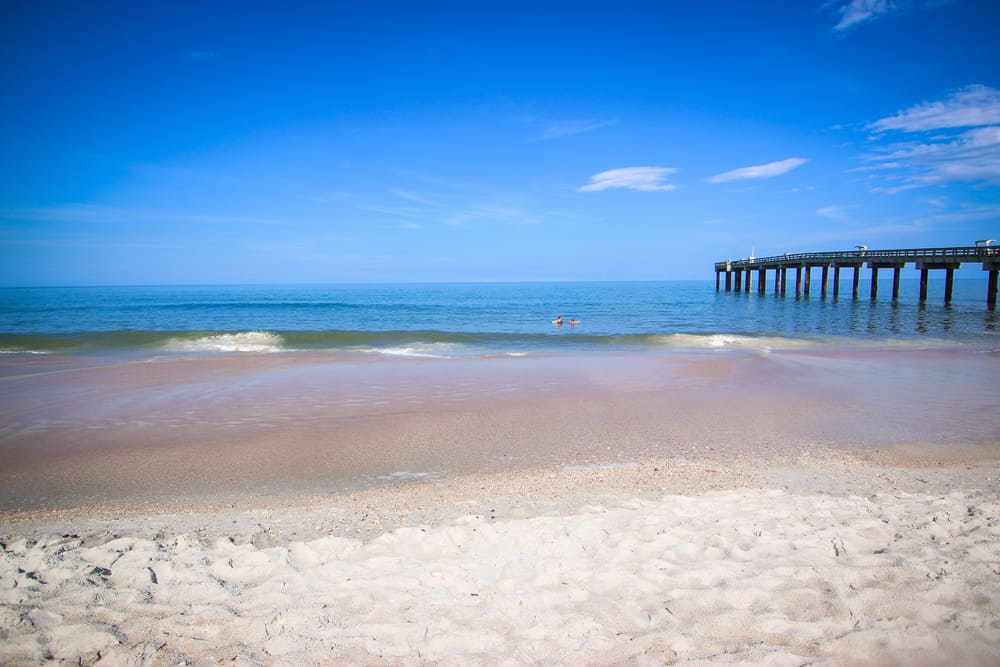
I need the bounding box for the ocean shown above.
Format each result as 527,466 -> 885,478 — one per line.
1,280 -> 997,358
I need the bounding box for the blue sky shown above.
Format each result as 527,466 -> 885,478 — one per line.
1,0 -> 998,285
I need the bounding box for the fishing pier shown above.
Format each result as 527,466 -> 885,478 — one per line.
714,245 -> 1000,308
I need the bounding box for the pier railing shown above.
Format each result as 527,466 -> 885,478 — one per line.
714,246 -> 998,271
713,245 -> 1000,307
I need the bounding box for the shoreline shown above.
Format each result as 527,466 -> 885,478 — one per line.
1,346 -> 998,513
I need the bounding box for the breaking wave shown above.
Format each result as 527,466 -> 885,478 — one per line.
162,331 -> 287,353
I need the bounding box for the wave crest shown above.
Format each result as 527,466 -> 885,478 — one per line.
163,331 -> 286,353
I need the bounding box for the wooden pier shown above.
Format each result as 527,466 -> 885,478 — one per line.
714,246 -> 1000,308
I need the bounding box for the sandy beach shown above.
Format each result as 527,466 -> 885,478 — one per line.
1,347 -> 999,665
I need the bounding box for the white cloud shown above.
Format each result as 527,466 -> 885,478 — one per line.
828,0 -> 954,32
862,86 -> 1000,190
579,167 -> 678,192
706,158 -> 808,184
870,85 -> 1000,132
830,0 -> 898,31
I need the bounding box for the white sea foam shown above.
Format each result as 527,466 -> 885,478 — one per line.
357,342 -> 463,358
163,331 -> 287,354
0,348 -> 52,355
374,471 -> 438,481
656,333 -> 812,350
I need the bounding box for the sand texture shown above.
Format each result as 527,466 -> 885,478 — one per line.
2,349 -> 999,664
2,475 -> 999,666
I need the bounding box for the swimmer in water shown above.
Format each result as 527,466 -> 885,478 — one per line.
569,319 -> 580,326
553,315 -> 563,326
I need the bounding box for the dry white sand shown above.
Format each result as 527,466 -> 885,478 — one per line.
2,457 -> 999,666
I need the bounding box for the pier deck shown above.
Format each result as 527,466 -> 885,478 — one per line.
714,246 -> 1000,307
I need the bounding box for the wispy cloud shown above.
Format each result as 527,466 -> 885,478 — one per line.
862,85 -> 1000,191
816,205 -> 859,223
442,204 -> 542,227
389,189 -> 445,207
346,185 -> 548,229
792,203 -> 1000,246
826,0 -> 955,32
536,118 -> 618,141
0,204 -> 295,226
870,85 -> 1000,132
579,167 -> 678,192
706,158 -> 808,184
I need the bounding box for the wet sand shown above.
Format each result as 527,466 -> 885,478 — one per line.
1,347 -> 997,513
1,347 -> 999,664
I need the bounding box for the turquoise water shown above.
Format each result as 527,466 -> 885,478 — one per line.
1,280 -> 997,356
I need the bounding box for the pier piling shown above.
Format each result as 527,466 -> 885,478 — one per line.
987,268 -> 998,309
715,245 -> 1000,307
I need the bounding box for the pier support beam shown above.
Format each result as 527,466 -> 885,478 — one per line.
714,246 -> 998,309
917,259 -> 963,304
868,262 -> 905,300
987,268 -> 998,309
